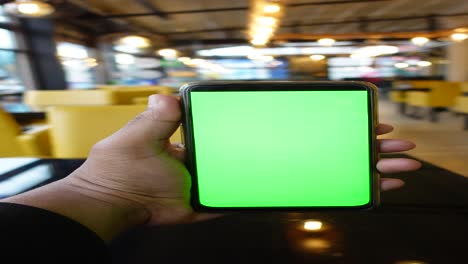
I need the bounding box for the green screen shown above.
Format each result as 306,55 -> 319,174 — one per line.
190,90 -> 371,207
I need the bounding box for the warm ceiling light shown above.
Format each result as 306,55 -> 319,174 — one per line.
251,38 -> 268,46
417,61 -> 432,67
253,26 -> 274,36
317,38 -> 336,46
451,33 -> 468,42
157,48 -> 177,58
256,16 -> 276,26
351,45 -> 399,58
177,57 -> 191,63
5,0 -> 55,17
310,54 -> 325,61
263,4 -> 281,13
259,55 -> 274,62
119,36 -> 151,48
394,62 -> 409,69
411,37 -> 429,46
115,53 -> 135,65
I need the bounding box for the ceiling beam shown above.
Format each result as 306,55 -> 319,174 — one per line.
135,0 -> 168,19
77,0 -> 393,20
284,12 -> 468,28
274,29 -> 459,41
287,0 -> 391,7
166,27 -> 245,35
159,12 -> 468,35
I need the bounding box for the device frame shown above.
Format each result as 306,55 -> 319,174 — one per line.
180,81 -> 379,211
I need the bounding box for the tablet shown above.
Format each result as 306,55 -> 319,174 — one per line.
180,81 -> 379,211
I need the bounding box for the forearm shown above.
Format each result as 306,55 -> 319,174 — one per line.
1,173 -> 150,241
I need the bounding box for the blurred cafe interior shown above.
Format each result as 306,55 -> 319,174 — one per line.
0,0 -> 467,263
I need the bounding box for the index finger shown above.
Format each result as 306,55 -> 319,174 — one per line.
377,123 -> 394,135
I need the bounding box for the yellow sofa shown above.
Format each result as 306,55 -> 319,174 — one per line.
46,105 -> 182,158
453,82 -> 468,130
406,81 -> 461,108
0,108 -> 50,157
24,90 -> 116,109
102,86 -> 175,105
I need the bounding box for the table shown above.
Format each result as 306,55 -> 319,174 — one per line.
1,102 -> 45,124
0,155 -> 466,263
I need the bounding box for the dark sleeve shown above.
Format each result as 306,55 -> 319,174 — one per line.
0,202 -> 111,263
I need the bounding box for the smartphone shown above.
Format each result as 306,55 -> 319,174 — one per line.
180,81 -> 379,211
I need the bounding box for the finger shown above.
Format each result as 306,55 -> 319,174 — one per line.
380,178 -> 405,191
112,95 -> 181,148
376,123 -> 394,135
167,143 -> 185,162
191,213 -> 225,222
378,139 -> 416,153
377,158 -> 422,174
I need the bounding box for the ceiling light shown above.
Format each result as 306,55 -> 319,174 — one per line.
177,57 -> 191,63
253,26 -> 274,36
119,35 -> 151,48
417,61 -> 432,67
251,38 -> 268,46
157,48 -> 177,58
5,0 -> 55,17
411,37 -> 429,46
317,38 -> 336,46
451,33 -> 468,42
263,4 -> 281,13
310,54 -> 325,61
256,16 -> 276,26
115,54 -> 135,65
394,62 -> 409,69
351,45 -> 399,58
259,55 -> 274,62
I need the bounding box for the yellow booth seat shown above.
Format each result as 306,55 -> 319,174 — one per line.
24,90 -> 115,109
0,108 -> 50,157
406,81 -> 461,108
389,81 -> 424,103
453,97 -> 468,113
389,90 -> 406,103
46,105 -> 182,158
132,97 -> 149,105
106,86 -> 175,105
453,82 -> 468,114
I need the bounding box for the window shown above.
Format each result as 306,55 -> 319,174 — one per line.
0,6 -> 11,23
0,26 -> 31,93
57,42 -> 97,89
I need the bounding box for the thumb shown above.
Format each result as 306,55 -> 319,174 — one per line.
109,94 -> 181,148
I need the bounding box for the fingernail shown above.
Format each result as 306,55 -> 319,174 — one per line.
148,95 -> 159,108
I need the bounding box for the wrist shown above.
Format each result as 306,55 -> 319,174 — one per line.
61,172 -> 151,240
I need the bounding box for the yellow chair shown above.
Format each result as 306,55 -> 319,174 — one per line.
0,108 -> 50,157
132,97 -> 149,105
106,86 -> 175,105
46,105 -> 182,158
453,82 -> 468,130
406,81 -> 461,108
24,90 -> 115,109
405,81 -> 461,122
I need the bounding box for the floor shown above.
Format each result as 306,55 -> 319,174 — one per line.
378,99 -> 468,176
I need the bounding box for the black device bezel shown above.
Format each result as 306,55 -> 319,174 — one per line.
180,81 -> 379,212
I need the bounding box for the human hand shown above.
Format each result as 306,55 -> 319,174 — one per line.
67,94 -> 421,224
6,94 -> 420,241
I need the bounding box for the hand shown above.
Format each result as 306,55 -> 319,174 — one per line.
5,94 -> 421,241
375,123 -> 421,190
67,94 -> 421,223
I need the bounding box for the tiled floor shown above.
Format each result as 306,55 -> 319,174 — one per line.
379,99 -> 468,176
